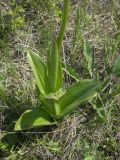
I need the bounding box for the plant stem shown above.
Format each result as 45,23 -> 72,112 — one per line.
57,0 -> 69,53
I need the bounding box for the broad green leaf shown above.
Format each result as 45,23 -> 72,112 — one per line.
41,97 -> 60,117
27,52 -> 46,95
40,90 -> 65,117
46,41 -> 63,92
83,40 -> 93,77
112,56 -> 120,76
59,80 -> 101,117
14,108 -> 56,131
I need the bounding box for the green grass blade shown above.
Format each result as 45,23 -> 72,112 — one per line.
62,62 -> 79,81
14,108 -> 56,131
27,51 -> 46,95
73,5 -> 81,47
59,80 -> 101,117
83,40 -> 93,77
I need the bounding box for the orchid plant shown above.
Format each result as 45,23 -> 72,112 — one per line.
14,0 -> 120,131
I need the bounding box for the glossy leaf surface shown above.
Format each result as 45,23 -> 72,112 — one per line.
14,108 -> 56,131
59,80 -> 101,117
27,52 -> 46,95
46,41 -> 63,92
40,90 -> 65,117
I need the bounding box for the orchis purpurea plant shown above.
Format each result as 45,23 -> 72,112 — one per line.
14,0 -> 102,131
